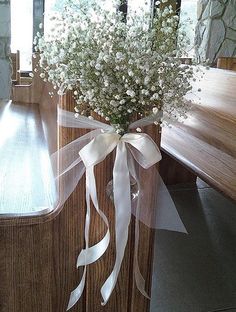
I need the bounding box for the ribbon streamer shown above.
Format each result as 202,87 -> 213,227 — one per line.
52,108 -> 187,310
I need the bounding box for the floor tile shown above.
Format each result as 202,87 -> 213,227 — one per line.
150,186 -> 236,312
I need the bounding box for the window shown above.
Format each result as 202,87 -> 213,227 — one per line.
128,0 -> 151,15
179,0 -> 198,57
44,0 -> 119,37
44,0 -> 151,34
11,0 -> 33,71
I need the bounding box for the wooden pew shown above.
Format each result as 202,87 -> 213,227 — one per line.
160,67 -> 236,201
0,81 -> 158,311
10,50 -> 20,85
11,54 -> 44,104
2,62 -> 235,312
217,57 -> 236,71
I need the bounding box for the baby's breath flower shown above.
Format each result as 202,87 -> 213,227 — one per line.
36,0 -> 202,130
153,107 -> 159,115
126,90 -> 135,97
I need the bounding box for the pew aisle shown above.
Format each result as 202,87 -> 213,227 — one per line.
0,100 -> 57,215
151,179 -> 236,312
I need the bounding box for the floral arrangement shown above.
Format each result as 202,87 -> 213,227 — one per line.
34,0 -> 197,134
34,1 -> 204,308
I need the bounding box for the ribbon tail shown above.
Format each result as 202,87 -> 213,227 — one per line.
68,165 -> 111,310
101,141 -> 131,305
77,166 -> 110,266
67,267 -> 86,311
67,169 -> 92,310
128,154 -> 150,298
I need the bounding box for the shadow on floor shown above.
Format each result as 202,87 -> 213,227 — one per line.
150,181 -> 236,312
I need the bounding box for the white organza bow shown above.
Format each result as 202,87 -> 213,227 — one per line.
51,108 -> 187,310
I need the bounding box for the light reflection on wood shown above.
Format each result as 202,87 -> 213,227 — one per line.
0,100 -> 57,215
161,68 -> 236,201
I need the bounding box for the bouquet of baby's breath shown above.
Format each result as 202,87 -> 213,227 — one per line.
35,0 -> 196,133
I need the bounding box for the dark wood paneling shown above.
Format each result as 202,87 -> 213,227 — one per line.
160,152 -> 197,186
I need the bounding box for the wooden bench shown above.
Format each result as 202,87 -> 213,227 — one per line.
11,54 -> 43,104
0,82 -> 157,311
1,61 -> 235,311
10,50 -> 20,85
217,57 -> 236,71
160,67 -> 236,201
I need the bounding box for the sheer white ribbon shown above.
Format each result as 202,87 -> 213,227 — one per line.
52,108 -> 187,310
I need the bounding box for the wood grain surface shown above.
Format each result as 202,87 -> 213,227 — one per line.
11,54 -> 44,104
217,57 -> 236,71
161,68 -> 236,201
0,100 -> 56,215
2,65 -> 235,312
10,51 -> 20,85
39,83 -> 58,155
0,91 -> 158,312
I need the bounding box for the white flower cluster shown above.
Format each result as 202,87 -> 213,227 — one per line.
35,0 -> 196,132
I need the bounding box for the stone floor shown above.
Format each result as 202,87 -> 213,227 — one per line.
151,179 -> 236,312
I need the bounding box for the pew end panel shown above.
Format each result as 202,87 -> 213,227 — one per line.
0,85 -> 161,312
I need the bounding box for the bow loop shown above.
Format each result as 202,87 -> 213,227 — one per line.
79,133 -> 120,167
53,109 -> 186,311
122,133 -> 162,169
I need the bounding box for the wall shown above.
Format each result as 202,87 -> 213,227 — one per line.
0,0 -> 11,99
195,0 -> 236,65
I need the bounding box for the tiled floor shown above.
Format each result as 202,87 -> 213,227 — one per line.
151,180 -> 236,312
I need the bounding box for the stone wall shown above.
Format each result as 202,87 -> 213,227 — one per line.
0,0 -> 11,99
195,0 -> 236,65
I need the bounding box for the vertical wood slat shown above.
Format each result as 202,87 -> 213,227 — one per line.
58,92 -> 87,312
